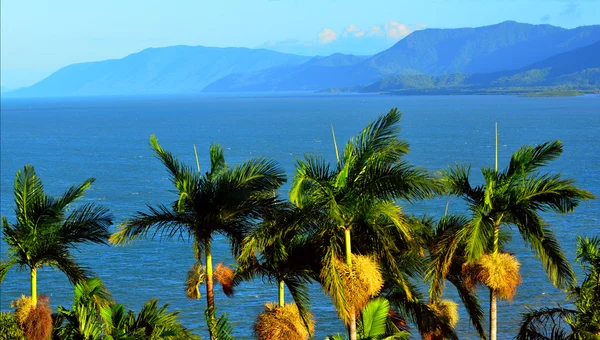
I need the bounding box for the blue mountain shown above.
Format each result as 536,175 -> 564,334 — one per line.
205,21 -> 600,92
362,40 -> 600,92
8,21 -> 600,97
10,46 -> 311,97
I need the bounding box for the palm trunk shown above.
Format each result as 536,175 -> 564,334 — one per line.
489,124 -> 499,340
344,227 -> 357,340
31,267 -> 37,307
279,280 -> 285,308
205,240 -> 216,340
489,223 -> 500,340
489,288 -> 497,340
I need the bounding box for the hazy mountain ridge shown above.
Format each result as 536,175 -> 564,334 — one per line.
360,40 -> 600,93
205,21 -> 600,92
203,53 -> 372,92
7,21 -> 600,97
9,46 -> 311,97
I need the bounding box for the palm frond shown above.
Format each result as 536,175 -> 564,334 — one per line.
508,141 -> 563,176
284,276 -> 313,335
209,143 -> 227,179
575,235 -> 600,267
54,178 -> 95,211
518,222 -> 575,289
13,165 -> 46,225
54,254 -> 90,285
205,309 -> 235,340
440,164 -> 483,203
361,161 -> 442,202
446,268 -> 486,339
321,245 -> 350,323
516,173 -> 595,214
223,157 -> 286,193
290,155 -> 332,207
109,205 -> 193,245
359,297 -> 391,339
0,259 -> 17,284
516,306 -> 576,340
461,209 -> 494,262
61,203 -> 112,246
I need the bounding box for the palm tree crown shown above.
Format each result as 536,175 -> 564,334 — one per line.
441,139 -> 594,340
111,135 -> 285,339
289,108 -> 440,340
1,165 -> 113,306
443,140 -> 593,287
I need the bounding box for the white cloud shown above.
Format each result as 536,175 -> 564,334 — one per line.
386,21 -> 412,38
369,25 -> 384,36
344,24 -> 365,38
256,21 -> 427,56
345,24 -> 359,34
384,21 -> 426,39
318,28 -> 338,44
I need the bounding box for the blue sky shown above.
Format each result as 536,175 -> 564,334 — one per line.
1,0 -> 599,88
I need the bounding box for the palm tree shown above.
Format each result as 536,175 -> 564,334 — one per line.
441,133 -> 594,340
0,165 -> 113,307
110,135 -> 285,339
516,235 -> 600,340
236,201 -> 317,336
290,109 -> 440,340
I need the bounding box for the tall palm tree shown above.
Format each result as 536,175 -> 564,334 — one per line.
290,109 -> 440,340
235,201 -> 317,334
516,235 -> 600,340
0,165 -> 113,307
441,135 -> 594,340
110,135 -> 285,339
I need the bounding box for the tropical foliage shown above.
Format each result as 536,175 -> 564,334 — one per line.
517,236 -> 600,339
110,135 -> 285,339
1,108 -> 595,340
53,277 -> 200,339
437,138 -> 594,339
290,108 -> 440,340
326,297 -> 410,340
1,165 -> 113,306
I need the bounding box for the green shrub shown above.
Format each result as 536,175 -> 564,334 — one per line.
0,312 -> 25,340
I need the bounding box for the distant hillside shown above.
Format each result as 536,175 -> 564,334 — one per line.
204,21 -> 600,92
203,53 -> 371,92
7,21 -> 600,97
361,40 -> 600,93
364,21 -> 600,76
10,46 -> 311,97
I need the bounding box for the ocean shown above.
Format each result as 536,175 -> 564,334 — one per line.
1,93 -> 599,339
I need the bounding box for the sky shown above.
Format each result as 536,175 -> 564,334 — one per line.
1,0 -> 599,89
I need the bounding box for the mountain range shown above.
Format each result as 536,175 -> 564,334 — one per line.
9,47 -> 310,97
6,21 -> 600,98
360,40 -> 600,93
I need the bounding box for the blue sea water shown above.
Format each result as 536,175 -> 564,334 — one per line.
1,93 -> 599,339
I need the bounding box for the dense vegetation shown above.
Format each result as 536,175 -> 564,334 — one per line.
1,108 -> 597,340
